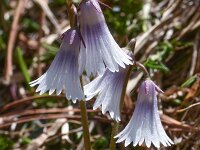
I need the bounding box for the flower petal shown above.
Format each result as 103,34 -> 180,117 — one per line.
84,67 -> 129,122
30,29 -> 84,101
79,0 -> 132,76
115,80 -> 174,148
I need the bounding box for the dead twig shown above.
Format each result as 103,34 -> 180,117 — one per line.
4,0 -> 25,83
0,114 -> 112,129
176,102 -> 200,113
0,108 -> 100,118
26,118 -> 67,150
33,0 -> 62,34
0,95 -> 65,113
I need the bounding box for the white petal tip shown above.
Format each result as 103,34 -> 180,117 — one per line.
72,99 -> 77,103
113,136 -> 118,139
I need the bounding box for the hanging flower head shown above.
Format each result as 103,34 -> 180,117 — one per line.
115,79 -> 173,148
30,28 -> 84,103
84,66 -> 130,122
78,0 -> 132,76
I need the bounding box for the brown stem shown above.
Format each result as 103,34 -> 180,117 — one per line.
79,100 -> 92,150
0,108 -> 99,118
0,95 -> 65,113
4,0 -> 25,83
0,113 -> 112,129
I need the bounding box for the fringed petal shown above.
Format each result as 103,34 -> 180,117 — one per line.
79,0 -> 132,76
84,67 -> 129,122
30,29 -> 84,102
115,79 -> 174,148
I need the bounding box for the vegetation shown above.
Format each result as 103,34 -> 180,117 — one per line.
0,0 -> 200,149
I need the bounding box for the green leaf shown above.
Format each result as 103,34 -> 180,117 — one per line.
172,99 -> 182,106
159,41 -> 173,52
15,47 -> 31,85
144,59 -> 170,72
0,136 -> 13,150
0,36 -> 6,50
92,137 -> 108,150
181,76 -> 196,88
21,137 -> 31,145
22,18 -> 39,33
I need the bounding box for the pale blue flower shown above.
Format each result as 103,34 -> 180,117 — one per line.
84,66 -> 130,122
115,79 -> 173,148
78,0 -> 132,76
30,29 -> 84,102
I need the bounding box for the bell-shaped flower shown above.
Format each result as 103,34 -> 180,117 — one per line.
30,28 -> 84,102
78,0 -> 132,76
115,79 -> 173,148
84,66 -> 130,122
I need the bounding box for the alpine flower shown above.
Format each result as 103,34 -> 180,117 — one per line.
30,28 -> 84,103
115,79 -> 174,148
84,66 -> 130,122
78,0 -> 132,76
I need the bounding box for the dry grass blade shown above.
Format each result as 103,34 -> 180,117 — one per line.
33,0 -> 62,34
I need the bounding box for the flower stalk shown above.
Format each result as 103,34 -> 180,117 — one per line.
67,3 -> 91,150
109,122 -> 119,150
66,3 -> 77,28
80,100 -> 92,150
109,65 -> 132,150
110,40 -> 136,150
